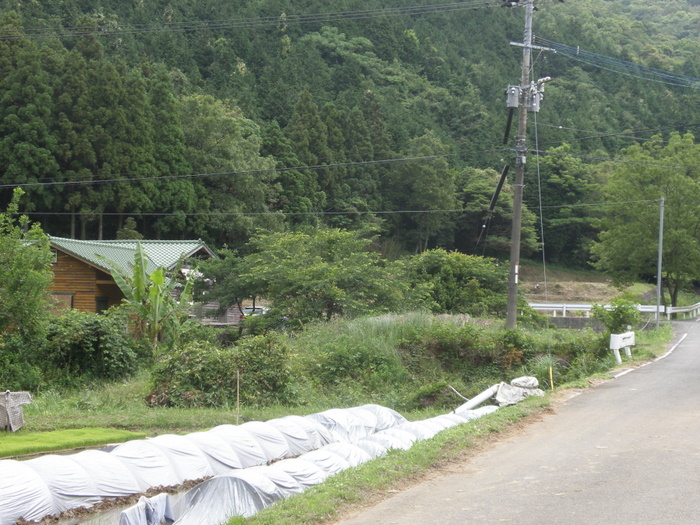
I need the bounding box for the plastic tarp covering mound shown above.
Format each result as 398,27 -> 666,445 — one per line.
164,407 -> 500,525
0,403 -> 498,525
173,468 -> 293,525
0,460 -> 56,524
306,404 -> 406,442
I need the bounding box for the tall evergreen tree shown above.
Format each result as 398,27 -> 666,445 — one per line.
178,94 -> 279,245
143,65 -> 199,239
285,89 -> 331,213
0,14 -> 59,212
385,132 -> 460,253
262,120 -> 322,226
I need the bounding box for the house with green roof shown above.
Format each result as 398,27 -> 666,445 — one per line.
48,237 -> 214,313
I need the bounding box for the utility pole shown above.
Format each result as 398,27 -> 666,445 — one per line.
656,197 -> 664,329
504,0 -> 552,328
505,0 -> 535,329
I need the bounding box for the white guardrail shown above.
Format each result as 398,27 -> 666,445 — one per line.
528,302 -> 700,320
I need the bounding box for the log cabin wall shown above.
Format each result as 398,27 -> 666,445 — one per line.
49,250 -> 124,313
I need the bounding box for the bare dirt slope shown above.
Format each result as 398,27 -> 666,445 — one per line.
520,264 -> 621,304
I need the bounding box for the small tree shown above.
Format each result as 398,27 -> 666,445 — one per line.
0,188 -> 53,338
592,298 -> 642,334
241,227 -> 414,324
198,227 -> 417,327
400,249 -> 508,316
0,188 -> 54,390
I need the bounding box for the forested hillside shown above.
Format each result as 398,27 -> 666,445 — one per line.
0,0 -> 698,263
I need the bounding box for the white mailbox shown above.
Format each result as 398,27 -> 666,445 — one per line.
610,331 -> 635,364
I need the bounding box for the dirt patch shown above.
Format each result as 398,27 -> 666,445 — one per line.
523,281 -> 618,303
520,266 -> 610,284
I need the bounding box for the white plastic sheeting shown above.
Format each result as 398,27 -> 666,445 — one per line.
0,460 -> 56,524
0,403 -> 498,525
268,458 -> 329,488
239,421 -> 292,461
172,468 -> 290,525
306,404 -> 406,442
22,455 -> 103,513
72,450 -> 143,497
150,407 -> 500,525
495,376 -> 545,406
206,424 -> 268,468
119,493 -> 174,525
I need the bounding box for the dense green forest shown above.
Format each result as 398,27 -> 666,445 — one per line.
0,0 -> 698,263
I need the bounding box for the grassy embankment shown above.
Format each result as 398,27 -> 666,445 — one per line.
1,310 -> 673,459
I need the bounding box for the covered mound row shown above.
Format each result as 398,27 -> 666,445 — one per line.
0,404 -> 405,525
137,406 -> 499,525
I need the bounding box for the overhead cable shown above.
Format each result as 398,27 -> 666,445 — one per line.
0,1 -> 499,40
534,37 -> 700,89
0,149 -> 506,189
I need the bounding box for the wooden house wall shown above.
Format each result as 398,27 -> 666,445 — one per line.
49,250 -> 124,313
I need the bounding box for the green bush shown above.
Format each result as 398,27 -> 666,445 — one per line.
399,322 -> 498,377
520,328 -> 610,387
41,308 -> 139,385
0,331 -> 44,391
318,336 -> 408,387
495,329 -> 535,370
592,298 -> 642,334
148,334 -> 292,408
521,354 -> 564,390
400,249 -> 508,316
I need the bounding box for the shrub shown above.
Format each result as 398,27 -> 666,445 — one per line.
318,336 -> 408,387
399,322 -> 496,375
521,354 -> 564,390
0,331 -> 44,391
41,308 -> 139,385
400,250 -> 508,316
148,334 -> 292,408
495,329 -> 535,370
592,298 -> 642,334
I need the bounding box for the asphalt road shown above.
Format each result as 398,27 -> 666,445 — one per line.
337,320 -> 700,525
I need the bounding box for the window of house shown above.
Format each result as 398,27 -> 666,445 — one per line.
95,296 -> 110,314
50,293 -> 74,312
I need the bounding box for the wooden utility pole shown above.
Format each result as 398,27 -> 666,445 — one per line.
656,197 -> 664,329
505,0 -> 535,329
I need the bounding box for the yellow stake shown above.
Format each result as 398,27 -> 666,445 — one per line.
549,366 -> 554,391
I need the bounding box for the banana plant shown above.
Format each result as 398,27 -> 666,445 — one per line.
98,242 -> 194,354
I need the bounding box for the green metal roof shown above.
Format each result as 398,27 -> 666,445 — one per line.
49,237 -> 214,274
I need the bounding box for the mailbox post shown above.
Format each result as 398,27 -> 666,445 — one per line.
609,331 -> 635,365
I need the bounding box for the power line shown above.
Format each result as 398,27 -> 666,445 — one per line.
4,140 -> 699,191
534,199 -> 660,210
534,37 -> 700,89
0,1 -> 500,40
17,197 -> 662,217
0,149 -> 506,189
18,208 -> 465,217
538,123 -> 700,147
530,149 -> 700,170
